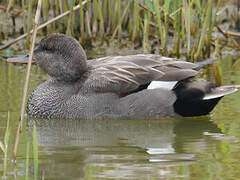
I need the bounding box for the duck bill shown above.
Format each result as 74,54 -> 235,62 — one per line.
7,54 -> 36,64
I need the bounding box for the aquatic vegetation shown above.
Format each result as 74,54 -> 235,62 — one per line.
25,141 -> 30,180
0,112 -> 39,179
33,124 -> 39,180
0,112 -> 10,179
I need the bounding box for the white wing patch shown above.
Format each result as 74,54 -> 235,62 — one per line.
148,81 -> 178,90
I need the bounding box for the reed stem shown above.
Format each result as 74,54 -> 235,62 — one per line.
13,0 -> 42,160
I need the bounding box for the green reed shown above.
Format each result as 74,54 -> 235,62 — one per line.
66,0 -> 75,36
86,1 -> 92,37
153,0 -> 163,48
182,0 -> 191,58
0,112 -> 10,179
143,10 -> 150,53
163,0 -> 171,53
173,0 -> 181,58
213,61 -> 223,85
0,0 -> 233,61
117,0 -> 122,39
111,0 -> 130,40
33,124 -> 39,180
26,0 -> 33,49
207,0 -> 221,57
79,0 -> 84,34
132,0 -> 140,43
25,141 -> 30,180
195,0 -> 213,60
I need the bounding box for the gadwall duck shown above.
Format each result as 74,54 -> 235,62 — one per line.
23,33 -> 238,119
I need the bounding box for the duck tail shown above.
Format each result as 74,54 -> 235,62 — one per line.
173,82 -> 239,117
203,85 -> 239,100
194,58 -> 219,71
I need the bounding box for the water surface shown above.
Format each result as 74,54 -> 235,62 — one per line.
0,54 -> 240,180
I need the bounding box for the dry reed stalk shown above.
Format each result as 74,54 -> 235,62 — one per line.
6,0 -> 14,13
217,26 -> 240,37
13,0 -> 42,159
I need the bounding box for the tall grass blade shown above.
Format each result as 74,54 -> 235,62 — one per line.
95,0 -> 104,37
108,0 -> 113,31
153,0 -> 163,47
143,10 -> 149,53
6,0 -> 14,13
102,0 -> 108,33
195,0 -> 212,60
66,0 -> 76,36
206,0 -> 221,57
4,112 -> 10,153
213,61 -> 222,85
85,1 -> 92,36
206,0 -> 213,57
33,124 -> 39,180
0,141 -> 4,153
42,0 -> 49,29
183,0 -> 191,58
2,112 -> 10,178
163,0 -> 171,53
21,0 -> 27,33
127,0 -> 133,37
25,141 -> 30,180
111,0 -> 131,40
173,0 -> 181,57
63,0 -> 69,28
26,0 -> 33,48
92,0 -> 98,37
144,0 -> 154,12
132,0 -> 140,43
79,0 -> 84,34
117,0 -> 122,39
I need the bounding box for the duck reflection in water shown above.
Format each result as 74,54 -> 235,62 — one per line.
28,117 -> 222,179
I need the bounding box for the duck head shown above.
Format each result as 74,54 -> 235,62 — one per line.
34,33 -> 88,82
7,34 -> 88,81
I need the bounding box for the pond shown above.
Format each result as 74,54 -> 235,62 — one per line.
0,53 -> 240,179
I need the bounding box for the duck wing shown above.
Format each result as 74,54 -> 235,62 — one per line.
85,54 -> 198,93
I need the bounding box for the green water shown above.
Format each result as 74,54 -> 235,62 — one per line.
1,55 -> 240,180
